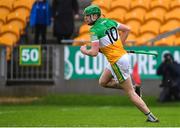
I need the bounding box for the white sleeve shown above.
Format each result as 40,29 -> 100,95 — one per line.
117,22 -> 121,29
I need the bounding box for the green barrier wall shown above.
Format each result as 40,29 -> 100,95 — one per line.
64,46 -> 180,80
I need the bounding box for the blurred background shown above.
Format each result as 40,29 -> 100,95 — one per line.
0,0 -> 180,104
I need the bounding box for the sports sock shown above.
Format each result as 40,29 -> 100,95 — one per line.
145,112 -> 158,122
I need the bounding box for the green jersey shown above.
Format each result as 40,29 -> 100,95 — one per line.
90,18 -> 127,64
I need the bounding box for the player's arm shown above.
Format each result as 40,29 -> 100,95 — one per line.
80,41 -> 99,57
117,23 -> 130,44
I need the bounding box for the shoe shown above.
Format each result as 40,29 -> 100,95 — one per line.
146,112 -> 159,123
146,113 -> 159,123
135,86 -> 142,97
146,118 -> 159,123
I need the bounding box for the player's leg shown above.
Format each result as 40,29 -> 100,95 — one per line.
121,77 -> 148,113
120,77 -> 159,122
131,75 -> 142,97
99,68 -> 123,89
134,85 -> 142,97
112,54 -> 159,122
99,61 -> 142,95
99,66 -> 141,91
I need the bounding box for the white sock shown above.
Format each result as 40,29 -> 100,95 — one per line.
146,112 -> 157,121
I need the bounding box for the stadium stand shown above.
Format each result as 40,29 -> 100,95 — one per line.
106,8 -> 125,23
73,0 -> 180,46
171,0 -> 180,7
125,13 -> 142,36
92,0 -> 111,14
0,14 -> 6,27
0,0 -> 13,15
109,0 -> 130,22
73,34 -> 90,46
160,19 -> 179,34
79,24 -> 91,35
145,8 -> 165,24
130,0 -> 149,15
0,0 -> 35,59
13,0 -> 35,20
136,33 -> 154,46
150,0 -> 170,11
6,12 -> 27,33
154,35 -> 176,46
174,37 -> 180,46
0,0 -> 35,45
0,24 -> 20,45
140,20 -> 160,35
125,33 -> 136,46
111,0 -> 130,11
165,9 -> 180,21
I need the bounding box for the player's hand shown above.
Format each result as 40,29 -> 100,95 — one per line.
80,45 -> 87,54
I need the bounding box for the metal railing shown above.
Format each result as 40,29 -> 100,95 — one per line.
0,46 -> 7,85
7,45 -> 55,83
149,27 -> 180,44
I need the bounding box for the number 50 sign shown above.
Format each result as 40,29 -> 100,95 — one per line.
19,45 -> 41,66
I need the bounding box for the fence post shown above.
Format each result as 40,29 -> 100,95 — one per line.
53,45 -> 64,85
0,46 -> 7,85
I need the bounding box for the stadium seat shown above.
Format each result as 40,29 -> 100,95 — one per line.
130,0 -> 149,11
174,36 -> 180,46
136,33 -> 155,46
145,8 -> 166,23
100,8 -> 108,16
140,20 -> 161,35
79,24 -> 90,35
150,0 -> 170,11
0,24 -> 20,45
111,0 -> 130,11
108,5 -> 127,20
13,8 -> 30,21
154,35 -> 175,46
92,0 -> 111,12
128,0 -> 148,23
126,33 -> 137,46
127,33 -> 137,41
126,20 -> 141,36
0,35 -> 17,46
106,8 -> 125,23
165,8 -> 180,21
6,12 -> 27,32
125,9 -> 145,24
13,0 -> 34,10
170,0 -> 180,9
0,0 -> 14,7
0,7 -> 10,16
0,0 -> 14,15
0,14 -> 6,27
160,19 -> 179,34
13,0 -> 35,20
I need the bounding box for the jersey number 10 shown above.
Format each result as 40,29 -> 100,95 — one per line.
105,27 -> 118,44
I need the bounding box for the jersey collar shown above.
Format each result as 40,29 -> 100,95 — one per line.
94,18 -> 102,26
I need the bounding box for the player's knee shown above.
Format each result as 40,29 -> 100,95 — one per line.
99,79 -> 107,87
127,90 -> 138,100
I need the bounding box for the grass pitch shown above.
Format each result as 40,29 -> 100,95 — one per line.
0,94 -> 180,127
